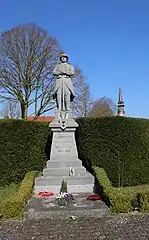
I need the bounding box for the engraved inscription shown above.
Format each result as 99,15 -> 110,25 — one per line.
55,135 -> 73,139
53,133 -> 74,155
57,149 -> 71,153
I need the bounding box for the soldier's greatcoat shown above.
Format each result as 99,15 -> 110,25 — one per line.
52,62 -> 75,102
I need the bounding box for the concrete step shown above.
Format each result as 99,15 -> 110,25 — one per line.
35,175 -> 94,186
25,208 -> 109,220
43,167 -> 87,177
34,184 -> 94,194
46,159 -> 83,168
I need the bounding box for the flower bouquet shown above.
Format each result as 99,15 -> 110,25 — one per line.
56,192 -> 74,206
86,194 -> 101,201
37,191 -> 54,198
55,180 -> 74,206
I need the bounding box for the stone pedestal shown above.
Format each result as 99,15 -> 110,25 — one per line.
34,118 -> 94,194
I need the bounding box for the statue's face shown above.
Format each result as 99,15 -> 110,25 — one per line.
61,57 -> 68,63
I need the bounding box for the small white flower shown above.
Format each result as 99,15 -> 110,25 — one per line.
56,193 -> 61,199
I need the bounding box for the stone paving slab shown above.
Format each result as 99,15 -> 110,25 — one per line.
1,214 -> 149,239
24,193 -> 110,220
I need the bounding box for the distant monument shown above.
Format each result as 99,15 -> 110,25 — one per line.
34,53 -> 94,194
117,88 -> 125,117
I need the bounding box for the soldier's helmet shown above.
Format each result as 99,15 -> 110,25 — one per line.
60,52 -> 68,61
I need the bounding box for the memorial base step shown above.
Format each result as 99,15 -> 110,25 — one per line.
46,159 -> 82,168
43,167 -> 87,176
34,184 -> 94,194
35,175 -> 94,186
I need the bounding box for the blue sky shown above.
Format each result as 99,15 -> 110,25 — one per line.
0,0 -> 149,118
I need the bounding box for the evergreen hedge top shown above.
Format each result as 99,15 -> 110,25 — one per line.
0,119 -> 50,186
76,116 -> 149,187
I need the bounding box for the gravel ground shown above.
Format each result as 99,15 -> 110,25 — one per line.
0,214 -> 149,240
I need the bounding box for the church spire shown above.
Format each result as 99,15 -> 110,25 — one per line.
117,88 -> 125,116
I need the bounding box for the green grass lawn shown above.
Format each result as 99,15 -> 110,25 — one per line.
0,183 -> 19,204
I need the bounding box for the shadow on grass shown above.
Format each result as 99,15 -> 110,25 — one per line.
93,176 -> 111,208
0,183 -> 19,204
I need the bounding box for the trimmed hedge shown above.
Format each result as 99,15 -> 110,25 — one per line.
76,117 -> 149,187
0,171 -> 38,219
0,119 -> 50,186
135,187 -> 149,212
1,116 -> 149,189
94,167 -> 133,213
0,183 -> 19,204
94,167 -> 149,213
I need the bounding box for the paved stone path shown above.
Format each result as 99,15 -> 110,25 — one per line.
1,214 -> 149,240
25,194 -> 110,219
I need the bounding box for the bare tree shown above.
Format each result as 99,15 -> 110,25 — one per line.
72,68 -> 92,117
0,99 -> 21,119
88,97 -> 116,118
0,24 -> 61,119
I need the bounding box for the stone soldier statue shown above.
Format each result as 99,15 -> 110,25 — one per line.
52,53 -> 75,118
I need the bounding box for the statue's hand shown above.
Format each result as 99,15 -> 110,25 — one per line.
56,71 -> 65,75
54,70 -> 71,76
58,72 -> 68,76
53,72 -> 60,76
